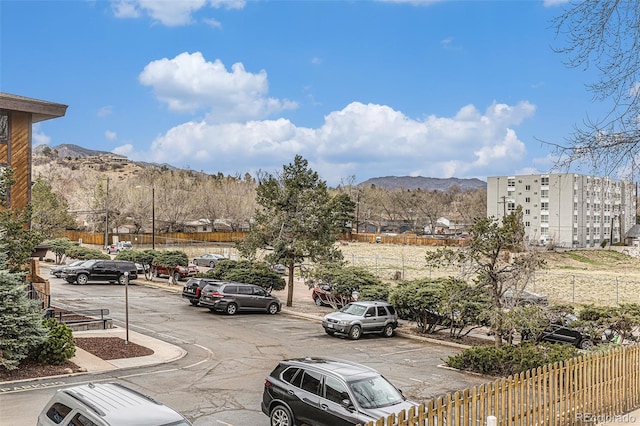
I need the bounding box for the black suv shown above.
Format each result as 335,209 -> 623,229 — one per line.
62,260 -> 138,285
262,357 -> 417,426
182,277 -> 222,306
198,281 -> 281,315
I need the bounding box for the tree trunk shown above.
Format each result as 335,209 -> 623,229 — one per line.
286,258 -> 294,307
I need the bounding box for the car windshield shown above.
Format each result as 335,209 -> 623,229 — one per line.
348,375 -> 404,409
80,260 -> 97,268
340,303 -> 367,316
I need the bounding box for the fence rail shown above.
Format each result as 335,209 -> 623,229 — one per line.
361,345 -> 640,426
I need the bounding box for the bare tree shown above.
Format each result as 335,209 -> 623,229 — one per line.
551,1 -> 640,175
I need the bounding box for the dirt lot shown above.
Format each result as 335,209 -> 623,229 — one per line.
336,242 -> 640,307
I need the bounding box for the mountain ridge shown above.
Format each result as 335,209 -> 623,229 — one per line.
34,143 -> 486,191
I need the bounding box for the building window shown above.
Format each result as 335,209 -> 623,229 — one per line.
574,215 -> 578,223
507,178 -> 515,187
525,185 -> 531,191
540,189 -> 549,198
525,209 -> 530,215
541,214 -> 549,223
525,197 -> 531,203
0,112 -> 7,144
574,202 -> 578,210
541,202 -> 549,210
541,227 -> 549,236
541,176 -> 549,186
525,221 -> 530,227
507,202 -> 516,211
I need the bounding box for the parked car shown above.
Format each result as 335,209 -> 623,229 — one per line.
106,241 -> 133,254
528,314 -> 598,350
198,281 -> 281,315
151,263 -> 199,282
501,289 -> 548,307
312,284 -> 358,307
62,260 -> 138,285
182,277 -> 222,306
262,357 -> 417,426
50,260 -> 85,278
322,301 -> 398,340
270,263 -> 286,274
37,382 -> 192,426
192,253 -> 226,267
135,263 -> 150,275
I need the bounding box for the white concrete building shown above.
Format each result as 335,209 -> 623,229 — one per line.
487,174 -> 636,248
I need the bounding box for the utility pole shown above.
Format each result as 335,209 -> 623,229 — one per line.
104,177 -> 109,248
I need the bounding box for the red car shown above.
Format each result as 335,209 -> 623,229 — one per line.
151,263 -> 199,282
311,284 -> 358,307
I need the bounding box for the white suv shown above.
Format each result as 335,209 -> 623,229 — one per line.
37,382 -> 192,426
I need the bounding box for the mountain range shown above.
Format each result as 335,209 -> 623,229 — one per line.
34,144 -> 486,191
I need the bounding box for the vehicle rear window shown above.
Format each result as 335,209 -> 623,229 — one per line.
203,284 -> 221,293
377,306 -> 387,316
386,306 -> 396,315
281,367 -> 300,385
46,402 -> 72,423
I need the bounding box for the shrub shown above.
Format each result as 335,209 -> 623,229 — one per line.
445,342 -> 579,376
357,283 -> 390,301
199,260 -> 285,291
34,319 -> 76,365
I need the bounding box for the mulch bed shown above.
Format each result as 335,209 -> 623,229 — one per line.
0,336 -> 154,383
75,337 -> 154,360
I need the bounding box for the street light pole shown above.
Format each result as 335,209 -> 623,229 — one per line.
151,185 -> 155,250
104,177 -> 109,249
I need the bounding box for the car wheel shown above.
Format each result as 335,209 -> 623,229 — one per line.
118,274 -> 127,285
579,339 -> 594,350
267,303 -> 279,315
225,303 -> 238,315
76,274 -> 89,285
314,296 -> 323,306
209,261 -> 215,268
382,323 -> 394,338
325,328 -> 335,336
270,405 -> 293,426
190,299 -> 199,306
348,325 -> 362,340
173,272 -> 181,282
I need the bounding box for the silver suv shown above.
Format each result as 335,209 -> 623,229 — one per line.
37,382 -> 191,426
322,301 -> 398,340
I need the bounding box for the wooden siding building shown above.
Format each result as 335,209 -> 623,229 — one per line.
0,92 -> 67,209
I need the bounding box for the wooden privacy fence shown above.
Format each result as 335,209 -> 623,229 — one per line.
360,345 -> 640,426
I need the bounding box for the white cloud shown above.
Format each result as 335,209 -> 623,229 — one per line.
32,125 -> 51,146
105,130 -> 117,140
311,57 -> 322,65
97,106 -> 113,117
204,17 -> 222,28
543,0 -> 570,7
111,0 -> 245,26
128,100 -> 536,185
139,52 -> 297,122
113,144 -> 134,156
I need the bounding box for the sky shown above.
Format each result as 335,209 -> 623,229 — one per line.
0,0 -> 610,187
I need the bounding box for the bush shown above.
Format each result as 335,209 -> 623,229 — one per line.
357,283 -> 390,301
199,260 -> 285,291
445,342 -> 579,376
34,319 -> 76,365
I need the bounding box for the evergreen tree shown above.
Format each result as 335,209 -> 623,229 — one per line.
238,156 -> 349,306
0,270 -> 47,370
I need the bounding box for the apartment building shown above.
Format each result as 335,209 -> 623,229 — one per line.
487,174 -> 636,248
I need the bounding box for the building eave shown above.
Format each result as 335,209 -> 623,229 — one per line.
0,92 -> 68,123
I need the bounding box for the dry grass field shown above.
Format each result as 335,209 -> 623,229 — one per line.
336,242 -> 640,307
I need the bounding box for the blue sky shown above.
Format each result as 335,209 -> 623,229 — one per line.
1,0 -> 607,186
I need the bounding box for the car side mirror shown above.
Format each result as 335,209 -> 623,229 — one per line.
341,399 -> 355,411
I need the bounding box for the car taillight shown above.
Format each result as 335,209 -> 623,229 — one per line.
211,291 -> 223,297
196,288 -> 201,296
264,379 -> 272,387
